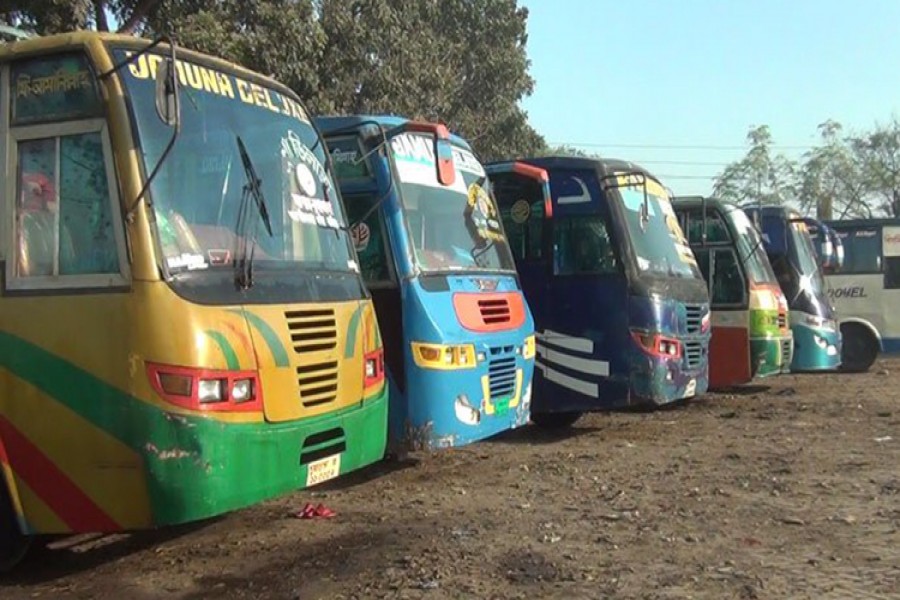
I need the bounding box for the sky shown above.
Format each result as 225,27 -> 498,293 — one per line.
518,0 -> 900,196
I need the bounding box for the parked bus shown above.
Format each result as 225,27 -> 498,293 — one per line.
743,206 -> 841,371
316,115 -> 535,452
673,198 -> 793,388
815,218 -> 900,371
488,158 -> 711,427
0,33 -> 388,568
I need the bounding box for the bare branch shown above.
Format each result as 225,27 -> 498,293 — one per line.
116,0 -> 160,35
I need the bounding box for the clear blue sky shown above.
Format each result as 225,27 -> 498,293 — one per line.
519,0 -> 900,195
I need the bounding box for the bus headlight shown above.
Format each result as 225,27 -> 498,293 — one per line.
198,378 -> 225,403
411,342 -> 477,370
522,335 -> 536,360
231,378 -> 254,403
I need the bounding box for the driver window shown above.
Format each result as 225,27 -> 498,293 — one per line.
686,210 -> 730,244
343,193 -> 393,285
15,132 -> 120,279
553,215 -> 618,275
711,248 -> 744,305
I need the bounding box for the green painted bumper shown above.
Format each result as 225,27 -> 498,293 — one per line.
750,335 -> 793,378
147,388 -> 388,526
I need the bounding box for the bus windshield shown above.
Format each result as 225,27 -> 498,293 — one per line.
114,49 -> 357,275
615,178 -> 702,279
790,221 -> 825,291
390,133 -> 516,273
731,209 -> 778,284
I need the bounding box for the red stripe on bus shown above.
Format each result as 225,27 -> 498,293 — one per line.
0,417 -> 120,532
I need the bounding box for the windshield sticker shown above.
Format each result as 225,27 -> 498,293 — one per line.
510,199 -> 532,224
123,51 -> 310,124
390,133 -> 482,189
280,131 -> 342,229
347,259 -> 360,273
167,252 -> 208,271
351,222 -> 371,251
884,227 -> 900,257
465,183 -> 505,243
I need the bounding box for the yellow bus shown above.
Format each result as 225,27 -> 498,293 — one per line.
0,32 -> 387,568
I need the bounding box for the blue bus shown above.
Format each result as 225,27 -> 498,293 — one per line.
743,206 -> 842,371
316,116 -> 535,452
487,157 -> 711,427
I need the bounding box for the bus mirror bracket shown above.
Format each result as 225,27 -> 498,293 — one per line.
701,196 -> 709,246
155,57 -> 180,128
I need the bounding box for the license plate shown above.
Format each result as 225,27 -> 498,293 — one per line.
306,454 -> 341,487
683,379 -> 697,399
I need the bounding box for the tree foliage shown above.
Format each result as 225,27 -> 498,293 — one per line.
712,125 -> 796,208
0,0 -> 545,159
715,120 -> 900,218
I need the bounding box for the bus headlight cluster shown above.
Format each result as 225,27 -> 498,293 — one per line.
411,342 -> 477,370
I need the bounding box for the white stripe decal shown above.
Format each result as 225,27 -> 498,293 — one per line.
539,329 -> 594,353
536,361 -> 599,397
537,346 -> 610,376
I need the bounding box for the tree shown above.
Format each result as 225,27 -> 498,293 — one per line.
0,0 -> 160,34
852,117 -> 900,217
538,144 -> 594,158
713,125 -> 797,207
798,120 -> 869,219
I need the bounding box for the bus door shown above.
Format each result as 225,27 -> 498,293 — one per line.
491,164 -> 628,411
678,205 -> 752,388
487,163 -> 552,403
326,135 -> 406,397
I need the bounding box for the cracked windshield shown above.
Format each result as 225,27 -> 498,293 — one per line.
390,133 -> 516,273
616,176 -> 701,279
113,49 -> 356,275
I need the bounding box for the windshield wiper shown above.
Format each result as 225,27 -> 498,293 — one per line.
233,135 -> 273,290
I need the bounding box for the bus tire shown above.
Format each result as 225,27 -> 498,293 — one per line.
0,475 -> 30,572
531,411 -> 582,429
840,323 -> 879,373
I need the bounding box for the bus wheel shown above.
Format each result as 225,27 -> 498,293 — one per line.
840,323 -> 879,373
531,412 -> 582,429
0,477 -> 30,573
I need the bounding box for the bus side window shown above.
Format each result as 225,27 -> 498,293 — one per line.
344,194 -> 393,285
15,132 -> 119,278
553,215 -> 618,275
884,257 -> 900,289
501,199 -> 544,262
693,248 -> 712,292
711,248 -> 744,305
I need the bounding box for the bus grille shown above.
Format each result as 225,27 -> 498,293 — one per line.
685,304 -> 704,335
297,360 -> 339,408
285,309 -> 337,354
300,427 -> 346,465
478,298 -> 511,325
684,341 -> 704,370
488,346 -> 517,399
777,313 -> 787,329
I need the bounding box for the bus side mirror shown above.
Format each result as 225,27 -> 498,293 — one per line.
434,135 -> 456,187
155,57 -> 180,127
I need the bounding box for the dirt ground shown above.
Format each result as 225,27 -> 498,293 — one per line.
2,359 -> 899,600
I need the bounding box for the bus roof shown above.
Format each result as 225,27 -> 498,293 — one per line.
672,196 -> 735,212
509,155 -> 666,188
316,114 -> 475,152
0,30 -> 300,102
825,217 -> 900,228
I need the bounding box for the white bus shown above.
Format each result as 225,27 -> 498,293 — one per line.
816,219 -> 900,372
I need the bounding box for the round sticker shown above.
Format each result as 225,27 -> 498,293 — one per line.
510,199 -> 531,224
294,163 -> 317,197
351,222 -> 370,251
